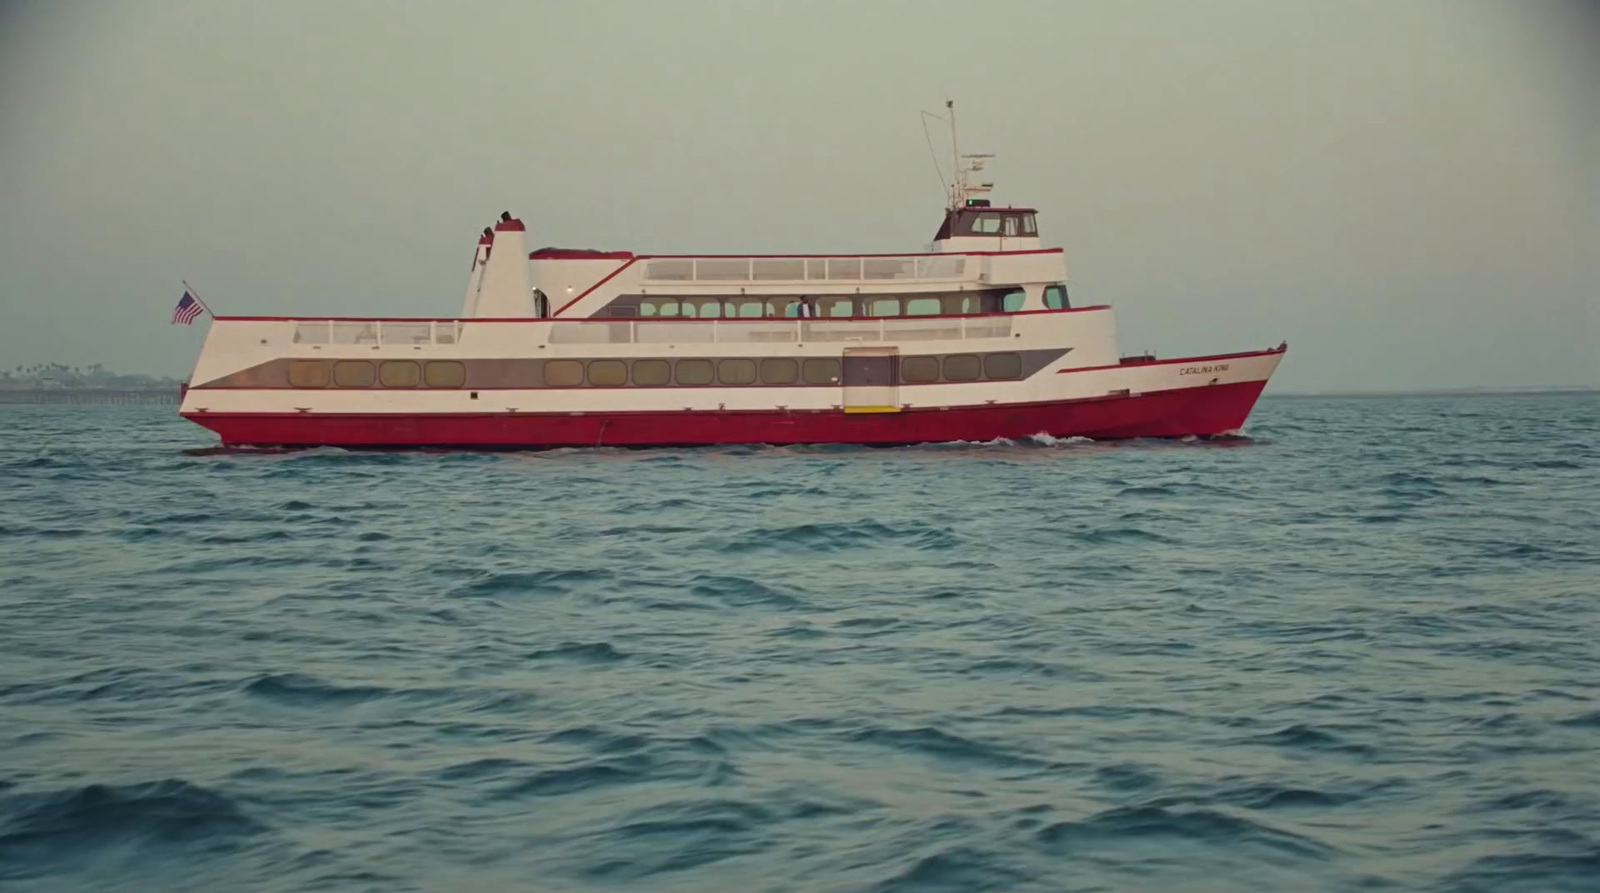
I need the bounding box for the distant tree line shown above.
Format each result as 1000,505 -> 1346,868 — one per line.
0,362 -> 182,390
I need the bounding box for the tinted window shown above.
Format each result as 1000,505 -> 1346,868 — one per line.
1044,284 -> 1069,310
984,353 -> 1023,380
901,356 -> 940,383
379,361 -> 420,388
333,360 -> 375,388
905,298 -> 941,316
943,355 -> 981,381
738,300 -> 766,318
588,359 -> 627,386
942,294 -> 979,315
718,358 -> 757,384
974,214 -> 1002,234
675,359 -> 714,385
631,359 -> 670,385
545,360 -> 583,386
802,358 -> 841,384
424,361 -> 465,388
869,297 -> 901,317
288,360 -> 328,388
760,358 -> 798,384
1001,290 -> 1025,313
819,297 -> 853,318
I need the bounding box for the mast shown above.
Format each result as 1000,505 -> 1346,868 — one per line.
947,100 -> 961,211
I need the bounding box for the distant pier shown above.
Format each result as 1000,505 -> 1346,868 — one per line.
0,389 -> 180,405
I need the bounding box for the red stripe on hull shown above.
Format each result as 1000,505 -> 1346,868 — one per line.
183,382 -> 1269,448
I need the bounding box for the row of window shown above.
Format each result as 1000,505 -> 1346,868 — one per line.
549,357 -> 841,387
600,286 -> 1068,320
288,360 -> 465,389
283,354 -> 1028,388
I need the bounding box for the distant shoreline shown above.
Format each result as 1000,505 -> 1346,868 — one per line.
0,388 -> 179,405
1265,386 -> 1597,399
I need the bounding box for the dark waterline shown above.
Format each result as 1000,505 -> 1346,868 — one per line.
2,395 -> 1598,892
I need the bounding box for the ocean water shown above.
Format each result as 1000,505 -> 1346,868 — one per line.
2,394 -> 1598,893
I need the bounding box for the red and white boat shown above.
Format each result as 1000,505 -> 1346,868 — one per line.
179,122 -> 1285,448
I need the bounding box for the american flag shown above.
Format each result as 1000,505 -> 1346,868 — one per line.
172,290 -> 205,324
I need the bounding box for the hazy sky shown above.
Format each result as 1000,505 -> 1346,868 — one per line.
2,0 -> 1595,391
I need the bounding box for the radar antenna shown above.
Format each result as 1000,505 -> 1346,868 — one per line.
922,100 -> 997,211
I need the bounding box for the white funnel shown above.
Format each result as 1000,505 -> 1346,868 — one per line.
472,214 -> 531,318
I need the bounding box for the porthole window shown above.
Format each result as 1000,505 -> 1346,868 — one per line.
675,358 -> 714,385
802,357 -> 841,384
760,358 -> 798,384
588,359 -> 627,386
631,359 -> 670,385
901,356 -> 940,383
424,361 -> 466,388
943,354 -> 981,382
718,358 -> 757,385
984,352 -> 1023,380
288,360 -> 328,388
379,360 -> 420,388
333,360 -> 376,388
544,360 -> 584,387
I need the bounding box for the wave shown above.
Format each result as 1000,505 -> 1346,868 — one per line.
0,779 -> 263,874
715,519 -> 960,554
1035,803 -> 1337,859
1244,723 -> 1377,757
449,567 -> 617,598
241,673 -> 391,705
526,641 -> 629,663
871,845 -> 1031,893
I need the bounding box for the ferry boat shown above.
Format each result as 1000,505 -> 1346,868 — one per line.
179,117 -> 1285,448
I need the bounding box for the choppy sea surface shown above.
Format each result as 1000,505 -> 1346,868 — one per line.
2,394 -> 1598,893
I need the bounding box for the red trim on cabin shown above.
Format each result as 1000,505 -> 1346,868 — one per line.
181,379 -> 1270,447
494,219 -> 525,232
552,256 -> 642,316
620,248 -> 1063,260
210,305 -> 1113,324
530,249 -> 636,260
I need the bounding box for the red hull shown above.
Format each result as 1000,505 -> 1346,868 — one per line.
183,381 -> 1269,447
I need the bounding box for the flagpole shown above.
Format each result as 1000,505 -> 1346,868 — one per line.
181,280 -> 215,317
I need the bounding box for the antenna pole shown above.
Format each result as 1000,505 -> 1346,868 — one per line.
947,99 -> 961,209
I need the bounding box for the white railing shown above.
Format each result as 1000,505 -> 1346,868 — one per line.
293,321 -> 463,346
545,316 -> 1013,345
641,255 -> 969,284
286,315 -> 1012,347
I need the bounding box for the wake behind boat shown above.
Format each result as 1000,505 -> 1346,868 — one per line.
178,110 -> 1285,448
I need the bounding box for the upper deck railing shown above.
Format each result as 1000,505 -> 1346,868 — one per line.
282,315 -> 1021,347
640,255 -> 969,284
292,320 -> 463,346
